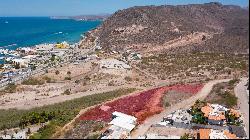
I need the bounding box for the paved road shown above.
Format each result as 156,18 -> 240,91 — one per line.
234,77 -> 249,139
131,79 -> 231,138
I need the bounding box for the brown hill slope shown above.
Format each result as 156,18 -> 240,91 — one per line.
92,2 -> 249,54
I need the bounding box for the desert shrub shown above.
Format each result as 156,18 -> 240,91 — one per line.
43,76 -> 53,83
124,76 -> 132,81
181,133 -> 191,139
108,80 -> 115,86
67,71 -> 71,75
62,89 -> 71,95
205,77 -> 211,81
228,79 -> 239,87
219,91 -> 238,108
64,77 -> 71,80
22,78 -> 44,85
84,76 -> 91,81
3,83 -> 17,93
55,70 -> 60,75
87,133 -> 100,139
75,80 -> 80,84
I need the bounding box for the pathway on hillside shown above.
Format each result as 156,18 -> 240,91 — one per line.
234,77 -> 249,139
131,78 -> 231,138
144,32 -> 213,53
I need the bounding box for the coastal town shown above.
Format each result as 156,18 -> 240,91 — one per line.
0,1 -> 249,140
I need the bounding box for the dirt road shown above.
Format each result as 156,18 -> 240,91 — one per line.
131,78 -> 231,138
234,77 -> 249,139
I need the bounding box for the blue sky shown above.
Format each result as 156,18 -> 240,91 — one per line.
0,0 -> 248,17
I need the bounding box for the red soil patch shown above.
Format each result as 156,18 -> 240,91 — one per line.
79,84 -> 203,124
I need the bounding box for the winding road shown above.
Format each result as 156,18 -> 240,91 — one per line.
234,77 -> 249,139
131,78 -> 231,138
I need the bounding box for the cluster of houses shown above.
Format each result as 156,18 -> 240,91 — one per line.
151,103 -> 247,139
1,41 -> 73,68
201,103 -> 240,126
199,128 -> 237,139
0,41 -> 79,86
100,111 -> 137,139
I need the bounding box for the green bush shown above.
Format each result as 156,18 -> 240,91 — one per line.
19,111 -> 56,127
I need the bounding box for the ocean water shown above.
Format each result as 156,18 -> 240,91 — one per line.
0,17 -> 101,50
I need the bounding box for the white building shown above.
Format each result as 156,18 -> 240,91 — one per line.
0,130 -> 26,139
101,112 -> 137,139
35,44 -> 54,52
100,59 -> 131,69
12,55 -> 38,68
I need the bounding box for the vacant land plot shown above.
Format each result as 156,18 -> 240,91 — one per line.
205,79 -> 239,108
137,53 -> 249,81
146,126 -> 193,137
63,120 -> 107,139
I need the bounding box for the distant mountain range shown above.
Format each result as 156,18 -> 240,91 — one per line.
50,14 -> 111,21
90,2 -> 249,54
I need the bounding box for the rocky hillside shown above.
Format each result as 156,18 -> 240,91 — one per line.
92,2 -> 249,54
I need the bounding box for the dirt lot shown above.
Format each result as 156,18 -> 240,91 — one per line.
205,79 -> 239,108
146,126 -> 194,137
161,90 -> 194,107
0,58 -> 154,109
63,120 -> 107,139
